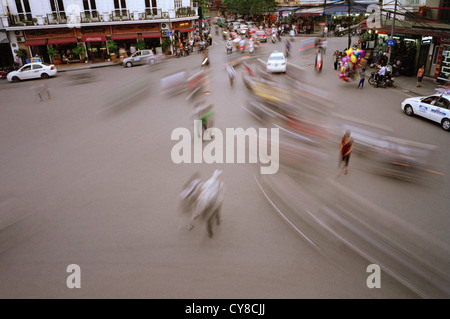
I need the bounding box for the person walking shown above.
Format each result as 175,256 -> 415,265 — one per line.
337,131 -> 353,176
417,65 -> 425,87
358,68 -> 366,89
333,50 -> 339,70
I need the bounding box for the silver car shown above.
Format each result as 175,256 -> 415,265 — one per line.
123,50 -> 156,68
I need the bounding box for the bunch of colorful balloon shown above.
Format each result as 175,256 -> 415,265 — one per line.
338,48 -> 365,82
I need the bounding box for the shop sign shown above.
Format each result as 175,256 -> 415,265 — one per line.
438,37 -> 450,44
421,36 -> 432,45
386,39 -> 395,46
172,21 -> 192,30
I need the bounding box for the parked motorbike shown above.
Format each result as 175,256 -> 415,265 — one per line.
271,33 -> 276,43
176,48 -> 182,58
0,69 -> 7,79
184,45 -> 190,56
385,72 -> 395,87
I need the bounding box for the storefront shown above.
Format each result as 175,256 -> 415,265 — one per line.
172,21 -> 194,44
77,27 -> 109,62
137,24 -> 161,51
24,28 -> 80,64
23,38 -> 49,63
324,3 -> 368,33
436,37 -> 450,83
0,31 -> 14,67
294,7 -> 324,33
111,25 -> 139,55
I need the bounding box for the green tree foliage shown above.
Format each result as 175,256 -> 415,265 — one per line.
222,0 -> 277,16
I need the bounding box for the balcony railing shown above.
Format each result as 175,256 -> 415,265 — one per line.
111,9 -> 131,21
81,10 -> 101,22
46,11 -> 67,24
144,8 -> 162,19
5,8 -> 195,27
176,7 -> 196,18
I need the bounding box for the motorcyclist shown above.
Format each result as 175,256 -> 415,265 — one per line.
377,64 -> 386,87
226,38 -> 233,53
249,37 -> 255,54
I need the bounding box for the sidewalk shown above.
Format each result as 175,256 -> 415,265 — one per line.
391,74 -> 440,96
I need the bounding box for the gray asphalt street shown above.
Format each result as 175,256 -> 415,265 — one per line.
0,34 -> 448,298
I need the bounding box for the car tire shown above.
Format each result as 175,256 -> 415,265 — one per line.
126,62 -> 132,68
368,77 -> 375,86
11,76 -> 20,82
41,73 -> 49,79
404,104 -> 414,116
442,118 -> 450,131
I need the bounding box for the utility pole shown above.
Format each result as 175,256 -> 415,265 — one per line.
387,0 -> 397,64
347,0 -> 351,49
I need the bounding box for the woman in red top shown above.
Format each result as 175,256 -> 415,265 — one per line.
338,131 -> 353,176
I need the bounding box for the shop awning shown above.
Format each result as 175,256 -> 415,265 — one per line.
24,39 -> 46,46
324,4 -> 368,15
180,27 -> 195,33
141,32 -> 161,39
48,37 -> 77,45
81,35 -> 107,42
276,6 -> 300,12
295,7 -> 324,16
111,33 -> 138,40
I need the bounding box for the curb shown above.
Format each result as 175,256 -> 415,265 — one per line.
56,62 -> 117,73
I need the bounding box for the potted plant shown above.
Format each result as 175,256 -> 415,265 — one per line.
14,49 -> 28,65
136,41 -> 146,51
161,37 -> 172,55
106,40 -> 119,54
73,44 -> 86,62
47,47 -> 59,64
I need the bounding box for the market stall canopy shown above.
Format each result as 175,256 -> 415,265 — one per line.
295,7 -> 324,16
324,3 -> 368,15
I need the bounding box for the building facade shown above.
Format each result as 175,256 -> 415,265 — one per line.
0,0 -> 199,66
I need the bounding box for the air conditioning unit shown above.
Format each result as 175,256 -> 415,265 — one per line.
161,22 -> 169,30
14,30 -> 24,37
161,30 -> 168,37
16,37 -> 25,42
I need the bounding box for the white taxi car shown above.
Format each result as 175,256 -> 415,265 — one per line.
266,51 -> 286,73
401,94 -> 450,131
7,62 -> 57,82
